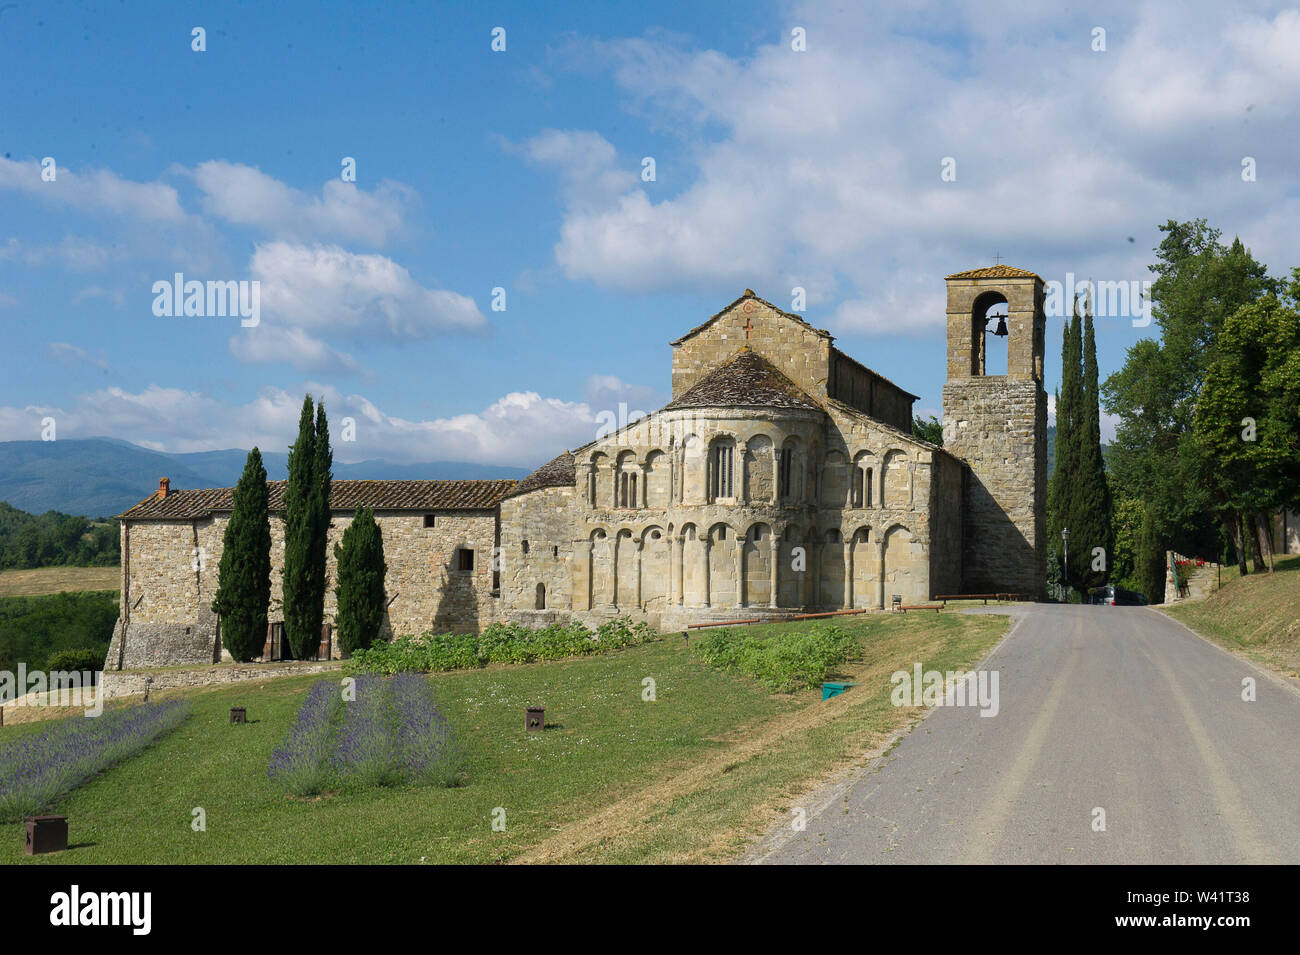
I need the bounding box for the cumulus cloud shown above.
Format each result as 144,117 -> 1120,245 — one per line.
227,242 -> 489,372
189,161 -> 417,245
526,2 -> 1300,335
0,157 -> 188,223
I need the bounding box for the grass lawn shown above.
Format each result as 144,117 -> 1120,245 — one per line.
1161,552 -> 1300,680
0,567 -> 117,597
1,610 -> 1007,865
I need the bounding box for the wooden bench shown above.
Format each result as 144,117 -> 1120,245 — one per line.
897,604 -> 943,613
934,594 -> 1021,607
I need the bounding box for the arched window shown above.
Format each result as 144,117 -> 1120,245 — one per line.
972,290 -> 1009,376
534,582 -> 546,610
619,471 -> 639,508
710,440 -> 735,501
522,539 -> 530,554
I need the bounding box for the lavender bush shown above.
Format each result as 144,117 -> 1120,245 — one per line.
0,700 -> 192,822
267,680 -> 342,796
269,675 -> 464,795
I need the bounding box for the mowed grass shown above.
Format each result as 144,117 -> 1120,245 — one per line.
1162,553 -> 1300,679
0,566 -> 118,597
1,611 -> 1007,865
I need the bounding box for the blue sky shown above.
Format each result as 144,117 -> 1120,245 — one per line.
2,0 -> 1297,470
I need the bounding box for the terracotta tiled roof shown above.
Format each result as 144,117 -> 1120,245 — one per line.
117,479 -> 518,520
945,264 -> 1041,280
504,451 -> 577,499
670,289 -> 831,346
664,348 -> 822,412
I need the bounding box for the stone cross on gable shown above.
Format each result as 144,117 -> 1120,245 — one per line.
742,315 -> 755,339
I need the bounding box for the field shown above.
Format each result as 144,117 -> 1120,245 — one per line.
1162,553 -> 1300,679
1,610 -> 1007,865
0,566 -> 118,597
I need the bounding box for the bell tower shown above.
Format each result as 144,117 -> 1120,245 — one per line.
941,265 -> 1047,599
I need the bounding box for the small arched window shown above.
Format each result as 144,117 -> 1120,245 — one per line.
522,539 -> 530,554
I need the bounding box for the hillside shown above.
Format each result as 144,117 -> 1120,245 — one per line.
1161,554 -> 1300,679
0,439 -> 529,518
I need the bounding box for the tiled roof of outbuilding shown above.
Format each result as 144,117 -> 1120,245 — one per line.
663,347 -> 822,412
503,451 -> 577,499
117,479 -> 518,520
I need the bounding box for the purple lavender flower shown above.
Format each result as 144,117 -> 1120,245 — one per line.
0,700 -> 191,822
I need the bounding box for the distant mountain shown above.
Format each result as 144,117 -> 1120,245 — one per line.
0,439 -> 530,519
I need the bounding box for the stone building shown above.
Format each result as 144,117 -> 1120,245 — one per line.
108,266 -> 1047,667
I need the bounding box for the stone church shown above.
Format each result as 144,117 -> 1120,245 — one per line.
107,266 -> 1047,668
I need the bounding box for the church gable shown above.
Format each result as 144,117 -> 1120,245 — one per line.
670,290 -> 833,401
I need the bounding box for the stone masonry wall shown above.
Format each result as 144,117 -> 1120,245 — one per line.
942,377 -> 1047,597
499,486 -> 577,613
671,297 -> 832,400
112,508 -> 500,669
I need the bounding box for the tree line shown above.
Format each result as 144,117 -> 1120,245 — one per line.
0,503 -> 120,570
1054,219 -> 1300,603
212,395 -> 388,662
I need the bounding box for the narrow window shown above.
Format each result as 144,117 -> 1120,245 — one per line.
711,444 -> 734,499
779,448 -> 793,499
522,540 -> 529,554
457,549 -> 475,572
865,468 -> 873,507
853,466 -> 865,507
423,514 -> 436,528
552,545 -> 559,558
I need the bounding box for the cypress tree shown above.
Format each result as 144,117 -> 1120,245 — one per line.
211,448 -> 271,662
334,506 -> 387,654
1076,300 -> 1114,593
283,395 -> 318,659
1050,301 -> 1083,597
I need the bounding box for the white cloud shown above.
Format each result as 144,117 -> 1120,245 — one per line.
189,161 -> 416,246
526,2 -> 1300,336
227,242 -> 489,372
0,157 -> 187,223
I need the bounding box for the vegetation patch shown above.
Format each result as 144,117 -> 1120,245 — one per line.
347,618 -> 661,674
0,591 -> 118,673
0,700 -> 190,822
1162,553 -> 1300,677
269,673 -> 464,796
691,624 -> 860,692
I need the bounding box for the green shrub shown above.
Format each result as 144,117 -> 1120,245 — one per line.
692,624 -> 860,692
45,648 -> 105,675
346,617 -> 660,674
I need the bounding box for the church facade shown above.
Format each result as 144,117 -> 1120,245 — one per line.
106,266 -> 1046,668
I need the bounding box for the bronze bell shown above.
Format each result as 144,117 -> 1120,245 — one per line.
992,315 -> 1009,337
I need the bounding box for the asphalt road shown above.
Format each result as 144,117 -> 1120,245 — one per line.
755,604 -> 1300,864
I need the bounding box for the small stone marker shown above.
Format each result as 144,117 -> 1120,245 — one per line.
525,706 -> 545,732
230,706 -> 247,724
25,815 -> 68,855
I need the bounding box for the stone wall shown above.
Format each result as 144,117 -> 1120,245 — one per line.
499,486 -> 577,613
942,377 -> 1047,597
671,296 -> 832,400
112,507 -> 501,669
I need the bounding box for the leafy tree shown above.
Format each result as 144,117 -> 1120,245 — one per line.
911,414 -> 943,446
334,506 -> 387,654
283,396 -> 333,659
211,448 -> 271,662
0,503 -> 120,570
1192,282 -> 1300,574
1103,220 -> 1274,560
1135,505 -> 1166,605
